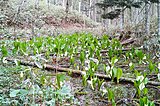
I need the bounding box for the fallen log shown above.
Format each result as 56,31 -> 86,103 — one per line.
121,38 -> 135,45
6,58 -> 160,86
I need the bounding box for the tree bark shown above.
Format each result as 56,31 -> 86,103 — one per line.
92,0 -> 97,22
158,0 -> 160,36
79,1 -> 81,13
62,0 -> 65,8
88,0 -> 92,18
120,10 -> 124,31
145,3 -> 150,35
129,8 -> 132,26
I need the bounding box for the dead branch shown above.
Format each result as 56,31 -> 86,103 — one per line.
121,38 -> 135,45
6,58 -> 160,86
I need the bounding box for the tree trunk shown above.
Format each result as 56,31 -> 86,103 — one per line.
158,0 -> 160,36
145,3 -> 150,35
129,8 -> 132,26
65,0 -> 69,14
79,1 -> 81,13
120,11 -> 124,31
88,0 -> 92,18
64,0 -> 69,24
62,0 -> 65,8
70,0 -> 73,11
93,0 -> 97,22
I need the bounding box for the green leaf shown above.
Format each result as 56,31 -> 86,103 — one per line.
144,77 -> 148,85
61,44 -> 65,50
134,70 -> 140,77
91,43 -> 95,51
135,49 -> 144,60
107,88 -> 114,102
108,49 -> 113,59
143,88 -> 148,95
129,62 -> 135,70
112,67 -> 117,78
20,42 -> 27,53
97,79 -> 104,90
96,49 -> 101,60
149,101 -> 155,106
13,41 -> 20,50
136,75 -> 144,82
148,62 -> 155,72
116,68 -> 123,83
10,89 -> 20,97
19,89 -> 28,96
140,98 -> 144,106
70,56 -> 75,65
82,75 -> 88,87
56,74 -> 66,89
40,75 -> 46,85
111,56 -> 118,65
139,83 -> 145,91
112,99 -> 116,106
1,45 -> 8,57
80,51 -> 85,64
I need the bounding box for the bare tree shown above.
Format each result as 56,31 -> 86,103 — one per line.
79,0 -> 81,13
145,2 -> 150,35
120,10 -> 124,31
93,0 -> 97,22
158,0 -> 160,36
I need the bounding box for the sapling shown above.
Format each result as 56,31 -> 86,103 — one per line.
134,72 -> 148,98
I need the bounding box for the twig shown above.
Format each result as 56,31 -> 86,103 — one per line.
120,38 -> 135,45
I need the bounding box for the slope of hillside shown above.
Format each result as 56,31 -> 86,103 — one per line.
0,0 -> 100,29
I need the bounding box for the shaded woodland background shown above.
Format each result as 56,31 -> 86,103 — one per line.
0,0 -> 160,106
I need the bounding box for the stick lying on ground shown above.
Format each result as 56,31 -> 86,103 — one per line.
6,58 -> 160,86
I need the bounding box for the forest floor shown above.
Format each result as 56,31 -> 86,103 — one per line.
0,28 -> 160,106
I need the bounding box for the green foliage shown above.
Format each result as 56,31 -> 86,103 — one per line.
56,74 -> 66,89
1,45 -> 8,57
139,97 -> 155,106
134,72 -> 149,98
107,88 -> 116,106
80,51 -> 85,65
1,32 -> 159,105
115,68 -> 123,83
